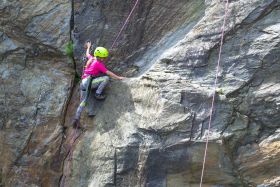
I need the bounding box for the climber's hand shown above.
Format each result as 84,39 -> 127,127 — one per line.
118,76 -> 126,80
86,41 -> 91,49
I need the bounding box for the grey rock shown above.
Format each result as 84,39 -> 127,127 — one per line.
2,0 -> 280,186
0,0 -> 74,186
69,0 -> 280,186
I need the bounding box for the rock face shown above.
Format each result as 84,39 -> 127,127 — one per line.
0,0 -> 73,186
1,0 -> 280,187
70,0 -> 280,187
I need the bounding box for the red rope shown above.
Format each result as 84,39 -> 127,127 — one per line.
110,0 -> 140,50
199,0 -> 229,186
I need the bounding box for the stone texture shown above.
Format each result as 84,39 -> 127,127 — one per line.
72,0 -> 206,75
1,0 -> 280,187
69,0 -> 280,186
0,0 -> 73,186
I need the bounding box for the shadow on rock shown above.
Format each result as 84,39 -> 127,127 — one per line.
81,79 -> 136,133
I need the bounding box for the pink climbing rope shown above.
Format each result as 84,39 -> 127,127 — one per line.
110,0 -> 140,50
199,0 -> 229,186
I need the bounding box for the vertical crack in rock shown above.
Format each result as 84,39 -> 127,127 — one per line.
59,129 -> 85,187
58,0 -> 83,186
69,0 -> 78,75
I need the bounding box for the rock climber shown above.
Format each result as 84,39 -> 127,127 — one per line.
72,41 -> 125,128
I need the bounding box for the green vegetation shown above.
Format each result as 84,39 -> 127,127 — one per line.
65,40 -> 74,58
216,88 -> 224,95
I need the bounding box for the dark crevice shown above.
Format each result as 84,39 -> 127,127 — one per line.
59,128 -> 85,187
189,112 -> 196,141
70,0 -> 78,78
70,0 -> 75,32
58,0 -> 80,186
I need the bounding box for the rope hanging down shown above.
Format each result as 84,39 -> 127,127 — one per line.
110,0 -> 140,50
199,0 -> 229,186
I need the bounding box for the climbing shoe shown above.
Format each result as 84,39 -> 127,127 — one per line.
95,93 -> 106,100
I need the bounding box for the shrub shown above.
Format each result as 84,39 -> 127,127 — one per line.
65,41 -> 74,58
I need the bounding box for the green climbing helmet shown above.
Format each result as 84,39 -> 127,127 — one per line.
94,47 -> 109,58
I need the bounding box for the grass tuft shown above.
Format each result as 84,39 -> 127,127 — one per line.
65,41 -> 74,58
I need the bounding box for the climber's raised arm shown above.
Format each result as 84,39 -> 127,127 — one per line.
84,58 -> 93,69
86,41 -> 91,57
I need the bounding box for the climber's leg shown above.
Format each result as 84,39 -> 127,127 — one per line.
90,76 -> 109,100
74,77 -> 91,121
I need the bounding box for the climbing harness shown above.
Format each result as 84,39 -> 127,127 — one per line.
199,0 -> 229,186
